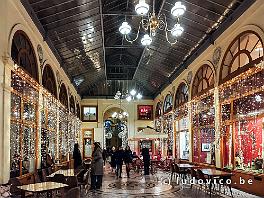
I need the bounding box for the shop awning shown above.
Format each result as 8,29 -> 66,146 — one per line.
128,126 -> 168,141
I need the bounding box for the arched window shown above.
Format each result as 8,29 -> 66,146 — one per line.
192,64 -> 214,98
163,94 -> 173,114
59,83 -> 68,108
42,64 -> 57,98
220,31 -> 263,84
155,102 -> 162,118
11,30 -> 39,82
69,96 -> 75,114
76,103 -> 80,119
175,83 -> 188,108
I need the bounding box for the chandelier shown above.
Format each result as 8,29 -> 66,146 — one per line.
119,0 -> 186,46
114,89 -> 142,102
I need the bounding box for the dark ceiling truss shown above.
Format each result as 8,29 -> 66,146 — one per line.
25,0 -> 253,98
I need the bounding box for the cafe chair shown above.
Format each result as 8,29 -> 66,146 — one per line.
219,168 -> 233,198
47,167 -> 52,175
190,168 -> 198,189
9,178 -> 33,197
77,169 -> 88,189
170,163 -> 177,181
51,174 -> 66,184
196,169 -> 209,193
175,164 -> 188,182
65,187 -> 80,198
41,169 -> 48,182
34,173 -> 41,183
65,176 -> 78,191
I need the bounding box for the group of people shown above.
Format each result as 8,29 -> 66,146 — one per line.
109,146 -> 133,178
73,142 -> 104,190
72,142 -> 151,190
109,146 -> 150,177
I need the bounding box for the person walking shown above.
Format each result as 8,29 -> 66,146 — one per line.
115,146 -> 124,178
110,146 -> 116,172
73,143 -> 82,169
124,146 -> 133,178
90,142 -> 104,190
142,146 -> 150,175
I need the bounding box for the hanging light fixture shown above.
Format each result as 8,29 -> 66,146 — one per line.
171,24 -> 184,37
141,34 -> 152,46
119,0 -> 186,45
171,1 -> 186,17
135,0 -> 150,15
119,22 -> 132,35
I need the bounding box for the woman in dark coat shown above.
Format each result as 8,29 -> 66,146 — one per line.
142,147 -> 150,175
124,146 -> 133,178
91,142 -> 104,189
73,143 -> 82,169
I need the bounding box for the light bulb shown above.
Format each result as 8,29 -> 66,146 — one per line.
141,34 -> 152,46
255,95 -> 262,102
130,89 -> 136,96
171,1 -> 186,17
171,24 -> 184,37
119,22 -> 131,35
136,93 -> 142,99
135,0 -> 149,15
126,95 -> 132,102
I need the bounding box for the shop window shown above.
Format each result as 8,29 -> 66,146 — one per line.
191,64 -> 215,164
219,31 -> 264,173
174,82 -> 189,160
163,94 -> 173,114
155,102 -> 162,118
163,114 -> 174,157
11,31 -> 39,82
175,82 -> 188,108
40,92 -> 57,168
10,70 -> 39,178
69,95 -> 75,114
59,83 -> 68,109
192,64 -> 214,98
42,64 -> 57,98
220,31 -> 263,84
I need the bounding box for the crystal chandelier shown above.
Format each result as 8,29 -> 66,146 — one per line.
114,89 -> 142,102
119,0 -> 186,46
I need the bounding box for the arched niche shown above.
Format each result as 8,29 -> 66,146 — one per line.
192,64 -> 215,98
219,30 -> 263,85
155,101 -> 162,118
163,93 -> 173,114
11,30 -> 39,82
59,83 -> 68,109
174,82 -> 188,109
69,95 -> 75,114
42,64 -> 57,98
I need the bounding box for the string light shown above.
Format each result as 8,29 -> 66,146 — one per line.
10,67 -> 81,176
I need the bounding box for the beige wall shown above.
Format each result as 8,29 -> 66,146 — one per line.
81,99 -> 154,152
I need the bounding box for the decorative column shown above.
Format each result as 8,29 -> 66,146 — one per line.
187,102 -> 192,162
36,87 -> 43,169
214,87 -> 221,168
0,56 -> 12,184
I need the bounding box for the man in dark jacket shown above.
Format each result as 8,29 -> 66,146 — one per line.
124,146 -> 133,178
142,147 -> 150,175
115,146 -> 124,178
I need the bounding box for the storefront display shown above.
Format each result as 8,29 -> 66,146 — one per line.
220,67 -> 264,172
10,70 -> 39,177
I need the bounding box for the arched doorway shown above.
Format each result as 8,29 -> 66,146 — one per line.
103,107 -> 128,149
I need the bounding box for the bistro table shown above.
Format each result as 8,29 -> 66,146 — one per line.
196,168 -> 234,197
47,169 -> 77,178
17,181 -> 68,198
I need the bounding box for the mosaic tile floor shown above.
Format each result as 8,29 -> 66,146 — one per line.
81,165 -> 262,198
